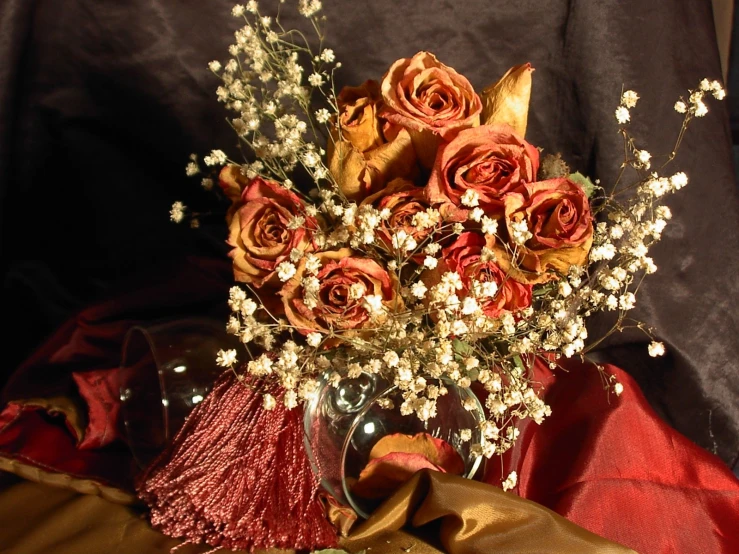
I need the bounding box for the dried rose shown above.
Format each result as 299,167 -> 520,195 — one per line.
494,178 -> 594,284
426,124 -> 539,221
226,175 -> 317,287
437,232 -> 532,318
280,249 -> 401,345
361,178 -> 437,249
328,81 -> 417,202
380,51 -> 482,166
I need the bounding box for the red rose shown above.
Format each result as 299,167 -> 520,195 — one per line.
494,178 -> 594,284
440,232 -> 532,318
226,175 -> 317,288
426,124 -> 539,221
361,178 -> 438,250
280,249 -> 401,344
380,52 -> 482,166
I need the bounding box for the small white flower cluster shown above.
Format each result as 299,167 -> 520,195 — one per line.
614,90 -> 639,125
675,79 -> 725,116
205,2 -> 339,189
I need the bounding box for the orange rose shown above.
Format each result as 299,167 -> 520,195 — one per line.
380,52 -> 482,166
361,178 -> 437,250
426,124 -> 539,221
437,232 -> 532,318
494,178 -> 594,284
280,249 -> 401,344
328,82 -> 417,202
226,176 -> 317,288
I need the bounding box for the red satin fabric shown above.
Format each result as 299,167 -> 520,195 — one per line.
0,256 -> 737,553
484,359 -> 739,553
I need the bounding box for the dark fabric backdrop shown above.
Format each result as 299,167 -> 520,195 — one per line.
1,0 -> 738,471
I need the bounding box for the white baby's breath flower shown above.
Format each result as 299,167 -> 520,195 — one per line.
315,108 -> 331,123
208,60 -> 222,72
186,161 -> 200,176
284,390 -> 298,409
231,4 -> 245,17
308,73 -> 324,87
502,471 -> 517,491
670,172 -> 688,190
276,261 -> 297,281
648,341 -> 666,357
241,298 -> 257,316
411,281 -> 427,299
262,394 -> 277,411
468,207 -> 485,222
694,101 -> 708,117
460,189 -> 480,207
298,0 -> 322,17
201,177 -> 214,190
459,429 -> 472,442
614,383 -> 624,396
621,90 -> 639,108
306,332 -> 322,348
204,149 -> 227,166
615,106 -> 630,124
216,349 -> 238,367
619,292 -> 636,311
304,254 -> 321,274
481,216 -> 498,236
674,100 -> 687,114
363,294 -> 384,315
637,150 -> 651,164
383,351 -> 400,368
319,49 -> 335,63
558,281 -> 572,298
423,256 -> 438,269
226,316 -> 240,335
424,243 -> 441,255
169,201 -> 186,223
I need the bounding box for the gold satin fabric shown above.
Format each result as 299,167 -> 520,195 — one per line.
0,469 -> 634,554
342,470 -> 635,554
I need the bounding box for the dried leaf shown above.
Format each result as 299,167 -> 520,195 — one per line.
569,172 -> 597,198
481,63 -> 534,136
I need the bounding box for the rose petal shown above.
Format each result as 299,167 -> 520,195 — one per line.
481,63 -> 534,137
369,432 -> 465,475
351,451 -> 445,499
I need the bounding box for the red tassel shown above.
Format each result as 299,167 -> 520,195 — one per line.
137,372 -> 338,552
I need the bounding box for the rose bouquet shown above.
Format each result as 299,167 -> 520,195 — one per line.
147,1 -> 725,551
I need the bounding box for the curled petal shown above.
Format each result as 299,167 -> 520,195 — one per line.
481,63 -> 534,137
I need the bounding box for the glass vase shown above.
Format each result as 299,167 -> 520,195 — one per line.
303,372 -> 485,519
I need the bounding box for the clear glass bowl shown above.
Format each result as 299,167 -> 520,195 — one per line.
118,317 -> 235,468
303,373 -> 485,518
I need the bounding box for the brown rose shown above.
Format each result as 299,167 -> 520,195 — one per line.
226,175 -> 317,288
493,178 -> 594,284
280,249 -> 401,343
439,232 -> 532,318
335,80 -> 385,152
361,178 -> 437,250
328,82 -> 417,202
380,51 -> 482,166
426,124 -> 539,221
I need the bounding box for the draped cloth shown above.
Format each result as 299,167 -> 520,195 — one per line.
1,0 -> 739,552
0,256 -> 737,553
